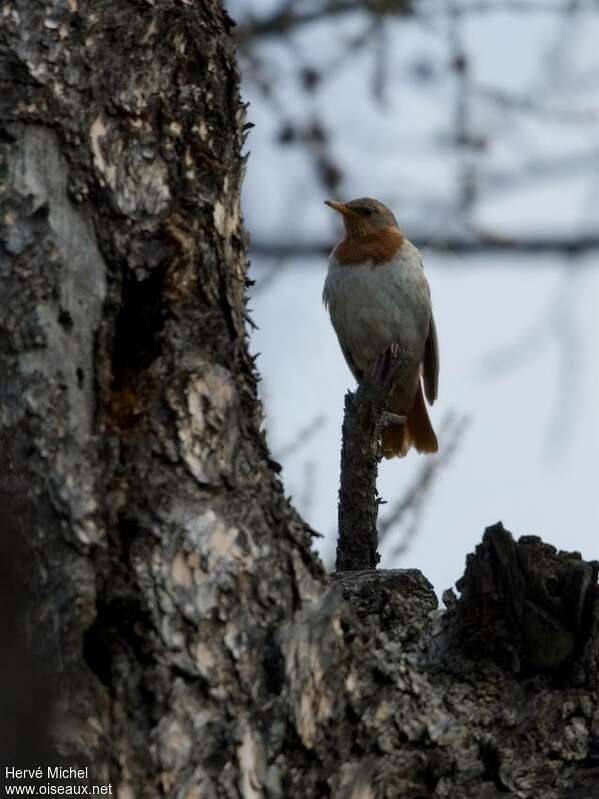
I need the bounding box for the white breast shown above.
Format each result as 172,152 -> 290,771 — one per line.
322,239 -> 432,379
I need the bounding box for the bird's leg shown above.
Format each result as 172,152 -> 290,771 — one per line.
364,342 -> 410,444
388,342 -> 402,359
374,344 -> 408,433
368,342 -> 406,387
382,344 -> 406,428
367,352 -> 388,387
363,345 -> 408,456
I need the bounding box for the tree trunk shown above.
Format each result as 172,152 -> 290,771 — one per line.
1,0 -> 320,792
1,3 -> 599,799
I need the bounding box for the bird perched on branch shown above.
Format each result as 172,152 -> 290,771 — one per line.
323,197 -> 439,458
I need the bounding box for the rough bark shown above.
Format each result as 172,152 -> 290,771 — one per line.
336,346 -> 411,571
0,0 -> 321,793
2,3 -> 599,799
313,524 -> 599,799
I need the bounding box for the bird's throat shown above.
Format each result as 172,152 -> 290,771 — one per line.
333,226 -> 404,266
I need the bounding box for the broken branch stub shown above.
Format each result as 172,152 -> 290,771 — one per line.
443,522 -> 599,675
335,345 -> 412,572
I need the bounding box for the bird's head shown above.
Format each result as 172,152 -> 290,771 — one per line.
324,197 -> 398,238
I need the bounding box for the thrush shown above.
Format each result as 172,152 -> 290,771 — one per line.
323,197 -> 439,458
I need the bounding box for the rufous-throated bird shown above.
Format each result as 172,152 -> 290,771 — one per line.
323,197 -> 439,458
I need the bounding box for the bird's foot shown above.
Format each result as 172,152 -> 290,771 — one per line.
369,342 -> 409,387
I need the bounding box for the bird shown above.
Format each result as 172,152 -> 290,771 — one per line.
323,197 -> 439,458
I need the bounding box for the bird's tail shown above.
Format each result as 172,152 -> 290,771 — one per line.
382,381 -> 438,458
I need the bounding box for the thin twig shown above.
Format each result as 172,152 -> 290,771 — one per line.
276,413 -> 327,458
378,411 -> 470,559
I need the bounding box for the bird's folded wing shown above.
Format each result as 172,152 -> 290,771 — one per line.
338,337 -> 363,382
423,314 -> 439,404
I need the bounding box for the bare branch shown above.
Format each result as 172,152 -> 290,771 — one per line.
442,0 -> 590,13
235,0 -> 413,45
336,344 -> 413,571
473,81 -> 599,122
236,0 -> 574,44
251,233 -> 599,258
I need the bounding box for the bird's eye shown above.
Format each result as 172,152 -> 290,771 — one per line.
357,207 -> 373,216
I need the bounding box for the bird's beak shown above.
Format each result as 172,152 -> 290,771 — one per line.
324,200 -> 358,218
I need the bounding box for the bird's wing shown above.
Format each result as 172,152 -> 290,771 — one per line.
338,338 -> 363,382
323,265 -> 364,382
422,313 -> 439,404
